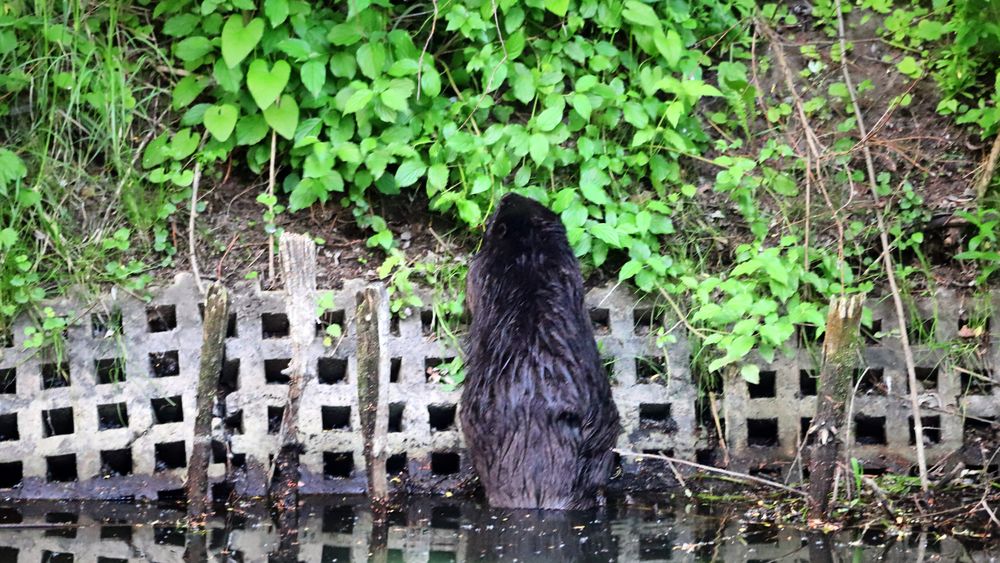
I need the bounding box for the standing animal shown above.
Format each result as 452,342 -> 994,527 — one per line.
460,192 -> 621,510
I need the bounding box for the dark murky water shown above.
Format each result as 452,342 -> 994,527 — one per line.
0,496 -> 996,562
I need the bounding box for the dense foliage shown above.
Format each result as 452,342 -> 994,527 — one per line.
1,0 -> 998,382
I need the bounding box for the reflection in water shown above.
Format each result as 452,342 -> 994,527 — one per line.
0,496 -> 995,562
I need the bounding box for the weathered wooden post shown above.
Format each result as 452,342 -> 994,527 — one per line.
270,233 -> 317,545
356,285 -> 391,562
187,282 -> 229,521
808,294 -> 865,515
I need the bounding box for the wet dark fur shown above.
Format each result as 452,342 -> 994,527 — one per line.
460,193 -> 621,510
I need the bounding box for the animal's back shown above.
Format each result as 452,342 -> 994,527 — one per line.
460,193 -> 620,510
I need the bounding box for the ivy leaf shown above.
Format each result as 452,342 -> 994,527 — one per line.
427,163 -> 448,194
301,60 -> 326,98
544,0 -> 569,17
357,43 -> 386,79
263,95 -> 299,140
0,227 -> 16,249
246,59 -> 291,110
579,165 -> 611,204
622,1 -> 660,27
264,0 -> 289,27
395,158 -> 426,187
236,114 -> 269,146
536,104 -> 563,132
740,364 -> 760,384
571,93 -> 592,120
896,56 -> 922,79
654,28 -> 683,67
343,88 -> 375,113
327,23 -> 362,46
590,223 -> 621,247
203,104 -> 239,142
623,102 -> 649,128
511,63 -> 535,104
174,36 -> 212,62
221,16 -> 264,68
456,199 -> 482,224
380,79 -> 413,111
420,66 -> 441,98
172,75 -> 209,109
529,133 -> 549,164
619,259 -> 643,281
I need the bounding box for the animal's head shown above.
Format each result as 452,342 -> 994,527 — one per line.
483,193 -> 566,248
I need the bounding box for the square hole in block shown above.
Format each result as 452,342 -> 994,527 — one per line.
747,369 -> 776,398
430,505 -> 461,529
386,453 -> 407,475
101,525 -> 133,541
0,328 -> 11,347
0,461 -> 22,488
909,366 -> 939,392
94,358 -> 125,384
261,312 -> 290,338
909,416 -> 941,445
431,452 -> 460,475
147,304 -> 177,332
97,402 -> 129,430
155,441 -> 187,471
42,407 -> 74,437
390,357 -> 401,383
636,356 -> 667,384
420,309 -> 435,336
908,316 -> 935,344
322,504 -> 355,534
44,512 -> 77,539
154,525 -> 186,546
46,453 -> 77,482
796,324 -> 820,348
149,350 -> 180,378
221,358 -> 240,393
91,310 -> 123,338
211,440 -> 227,464
862,318 -> 883,345
41,551 -> 74,563
800,417 -> 815,445
639,534 -> 673,560
318,357 -> 347,384
639,403 -> 676,432
424,357 -> 455,383
854,415 -> 887,445
323,452 -> 354,479
322,406 -> 351,430
388,403 -> 405,433
428,404 -> 457,432
602,357 -> 616,383
231,453 -> 246,469
852,367 -> 886,395
322,546 -> 351,561
0,367 -> 14,394
964,416 -> 997,440
156,488 -> 187,508
225,410 -> 244,434
100,448 -> 133,477
389,314 -> 401,336
961,367 -> 994,395
151,396 -> 184,424
633,307 -> 664,335
265,358 -> 291,384
41,362 -> 70,389
316,309 -> 345,336
268,406 -> 285,434
747,418 -> 779,447
0,413 -> 18,441
590,308 -> 610,333
799,369 -> 818,397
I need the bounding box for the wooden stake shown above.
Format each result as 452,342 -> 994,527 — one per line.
808,294 -> 864,515
356,285 -> 390,504
186,282 -> 229,521
270,233 -> 317,538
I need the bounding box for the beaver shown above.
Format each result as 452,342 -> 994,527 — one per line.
460,192 -> 621,510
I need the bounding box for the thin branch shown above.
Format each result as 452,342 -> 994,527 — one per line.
459,0 -> 508,131
975,131 -> 1000,200
415,0 -> 439,100
189,161 -> 204,293
833,0 -> 929,493
267,130 -> 277,282
615,449 -> 807,497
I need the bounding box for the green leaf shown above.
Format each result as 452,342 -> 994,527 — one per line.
896,56 -> 922,79
456,199 -> 482,224
590,223 -> 621,247
420,66 -> 441,98
264,0 -> 289,27
740,364 -> 760,384
427,163 -> 448,194
328,23 -> 362,46
759,319 -> 794,346
246,59 -> 291,110
580,166 -> 610,204
665,100 -> 684,127
263,95 -> 299,140
536,104 -> 563,132
172,75 -> 208,109
623,102 -> 648,128
203,103 -> 239,141
619,259 -> 643,281
571,93 -> 592,120
357,42 -> 386,79
511,63 -> 536,104
0,227 -> 16,249
301,60 -> 326,98
654,28 -> 682,67
169,128 -> 200,160
622,1 -> 659,27
544,0 -> 569,17
174,36 -> 213,62
395,158 -> 426,187
221,16 -> 264,68
380,79 -> 414,111
344,88 -> 375,113
529,133 -> 549,165
236,114 -> 269,145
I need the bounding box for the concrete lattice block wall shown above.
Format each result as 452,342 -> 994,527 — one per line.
1,273 -> 997,499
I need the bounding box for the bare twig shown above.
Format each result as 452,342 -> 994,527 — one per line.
189,161 -> 204,293
415,0 -> 439,100
833,0 -> 929,493
267,130 -> 277,282
615,449 -> 807,497
975,131 -> 1000,199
